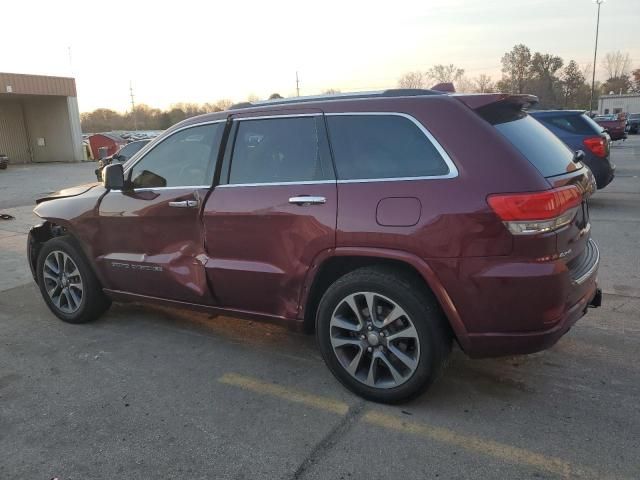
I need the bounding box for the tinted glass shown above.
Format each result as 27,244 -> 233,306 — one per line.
228,116 -> 333,184
129,123 -> 222,188
485,111 -> 576,177
326,115 -> 449,180
580,114 -> 606,134
541,114 -> 601,135
118,141 -> 148,160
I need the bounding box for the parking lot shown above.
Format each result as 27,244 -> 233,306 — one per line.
1,138 -> 639,479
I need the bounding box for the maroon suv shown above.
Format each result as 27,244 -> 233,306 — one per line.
28,90 -> 601,403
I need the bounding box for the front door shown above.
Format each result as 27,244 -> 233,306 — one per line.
203,112 -> 337,319
95,121 -> 225,304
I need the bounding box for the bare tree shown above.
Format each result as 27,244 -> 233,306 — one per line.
601,51 -> 632,79
268,93 -> 284,100
473,74 -> 495,93
427,64 -> 465,83
247,94 -> 260,102
455,76 -> 475,93
323,88 -> 341,94
398,71 -> 427,89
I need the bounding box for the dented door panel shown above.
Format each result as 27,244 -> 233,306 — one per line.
96,187 -> 215,304
203,183 -> 337,319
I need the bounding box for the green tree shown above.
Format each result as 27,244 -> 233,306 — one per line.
529,52 -> 564,107
601,75 -> 632,95
561,60 -> 588,109
632,69 -> 640,93
500,44 -> 532,93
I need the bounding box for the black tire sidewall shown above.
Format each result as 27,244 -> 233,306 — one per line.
36,236 -> 107,324
316,269 -> 447,403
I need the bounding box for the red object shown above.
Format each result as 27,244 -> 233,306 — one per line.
593,117 -> 627,140
487,186 -> 582,221
30,91 -> 600,360
88,133 -> 126,159
583,136 -> 608,158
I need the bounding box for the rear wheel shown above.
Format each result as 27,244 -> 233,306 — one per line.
316,267 -> 451,403
36,236 -> 111,324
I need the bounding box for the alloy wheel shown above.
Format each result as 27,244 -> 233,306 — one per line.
42,250 -> 84,314
329,291 -> 420,389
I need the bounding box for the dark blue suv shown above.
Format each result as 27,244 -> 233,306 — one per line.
530,110 -> 615,189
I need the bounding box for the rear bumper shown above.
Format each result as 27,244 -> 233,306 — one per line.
431,239 -> 601,358
463,280 -> 599,358
583,157 -> 615,189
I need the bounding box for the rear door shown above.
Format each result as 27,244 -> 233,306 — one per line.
202,111 -> 337,319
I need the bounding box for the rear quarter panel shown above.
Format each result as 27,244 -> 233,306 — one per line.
324,96 -> 550,258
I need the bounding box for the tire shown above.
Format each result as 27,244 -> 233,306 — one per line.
316,266 -> 451,404
36,236 -> 111,324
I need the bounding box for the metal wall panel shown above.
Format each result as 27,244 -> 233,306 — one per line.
0,72 -> 76,97
598,94 -> 640,114
0,100 -> 31,164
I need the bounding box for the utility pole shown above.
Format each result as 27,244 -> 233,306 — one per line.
589,0 -> 605,114
67,46 -> 73,75
129,81 -> 138,131
296,71 -> 300,97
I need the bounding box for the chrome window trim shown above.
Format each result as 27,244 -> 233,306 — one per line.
113,185 -> 212,193
123,119 -> 227,180
218,180 -> 335,188
222,114 -> 331,187
232,113 -> 322,121
325,112 -> 458,181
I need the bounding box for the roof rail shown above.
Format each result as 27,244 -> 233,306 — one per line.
228,88 -> 444,110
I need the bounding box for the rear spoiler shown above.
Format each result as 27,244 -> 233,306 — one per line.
454,93 -> 539,110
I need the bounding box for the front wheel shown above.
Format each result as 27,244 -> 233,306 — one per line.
36,236 -> 111,324
316,267 -> 451,403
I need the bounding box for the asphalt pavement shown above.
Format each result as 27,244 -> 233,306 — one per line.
0,140 -> 639,479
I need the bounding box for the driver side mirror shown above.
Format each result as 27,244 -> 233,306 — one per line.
103,163 -> 125,190
573,150 -> 585,163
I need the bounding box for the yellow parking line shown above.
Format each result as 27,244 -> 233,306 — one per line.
219,372 -> 349,415
365,411 -> 578,478
218,373 -> 612,480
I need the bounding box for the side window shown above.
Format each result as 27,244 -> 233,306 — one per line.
227,116 -> 334,185
128,123 -> 222,188
326,115 -> 450,180
546,115 -> 595,135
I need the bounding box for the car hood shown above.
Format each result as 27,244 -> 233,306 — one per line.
35,183 -> 101,204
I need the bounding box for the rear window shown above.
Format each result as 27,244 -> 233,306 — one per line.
541,114 -> 602,135
481,109 -> 576,177
326,114 -> 450,180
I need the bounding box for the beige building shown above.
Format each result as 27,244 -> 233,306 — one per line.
0,72 -> 83,164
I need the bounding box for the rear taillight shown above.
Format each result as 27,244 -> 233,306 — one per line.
583,136 -> 607,158
487,186 -> 582,235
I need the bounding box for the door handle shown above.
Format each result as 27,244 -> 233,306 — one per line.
169,200 -> 199,208
288,196 -> 326,206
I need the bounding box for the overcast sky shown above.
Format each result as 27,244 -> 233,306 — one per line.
3,0 -> 639,112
